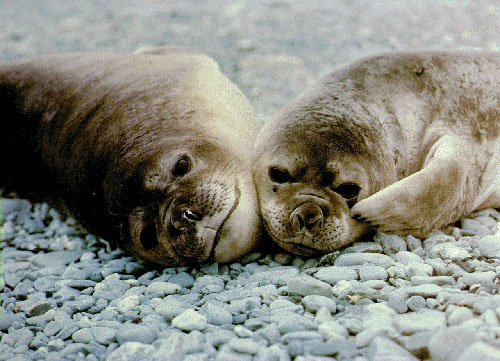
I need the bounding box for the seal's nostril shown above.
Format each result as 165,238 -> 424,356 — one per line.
182,208 -> 201,222
297,214 -> 305,230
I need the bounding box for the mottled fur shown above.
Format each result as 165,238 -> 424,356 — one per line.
253,51 -> 500,255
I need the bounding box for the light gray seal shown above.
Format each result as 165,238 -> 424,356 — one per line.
253,51 -> 500,255
0,47 -> 261,266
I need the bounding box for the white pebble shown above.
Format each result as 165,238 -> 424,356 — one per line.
172,309 -> 207,331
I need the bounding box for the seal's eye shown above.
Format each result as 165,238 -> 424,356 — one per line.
334,183 -> 360,199
269,167 -> 290,184
172,157 -> 191,177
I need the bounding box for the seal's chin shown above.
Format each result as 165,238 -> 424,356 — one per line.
212,181 -> 261,263
275,238 -> 325,256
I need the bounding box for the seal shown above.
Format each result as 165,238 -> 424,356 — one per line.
0,47 -> 261,266
253,51 -> 500,256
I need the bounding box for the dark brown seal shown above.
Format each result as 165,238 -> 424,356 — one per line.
253,51 -> 500,256
0,47 -> 261,266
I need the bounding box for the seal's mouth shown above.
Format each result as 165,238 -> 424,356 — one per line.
206,185 -> 241,262
262,217 -> 322,256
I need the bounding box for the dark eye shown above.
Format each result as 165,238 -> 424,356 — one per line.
172,157 -> 191,177
334,183 -> 360,199
269,167 -> 290,184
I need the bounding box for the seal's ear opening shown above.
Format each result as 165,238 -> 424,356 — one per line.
140,219 -> 158,251
128,207 -> 159,252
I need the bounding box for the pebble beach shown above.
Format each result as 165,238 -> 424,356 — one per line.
2,1 -> 500,360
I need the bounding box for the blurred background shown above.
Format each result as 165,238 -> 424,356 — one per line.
2,0 -> 500,120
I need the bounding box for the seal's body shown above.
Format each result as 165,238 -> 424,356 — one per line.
1,48 -> 261,266
253,51 -> 500,255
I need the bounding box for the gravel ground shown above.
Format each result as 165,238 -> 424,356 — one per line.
2,1 -> 500,360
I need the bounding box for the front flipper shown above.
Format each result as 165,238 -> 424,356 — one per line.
351,136 -> 478,238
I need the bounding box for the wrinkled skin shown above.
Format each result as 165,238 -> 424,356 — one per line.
0,48 -> 261,266
253,51 -> 500,256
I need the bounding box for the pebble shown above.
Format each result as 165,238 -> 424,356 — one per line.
72,328 -> 93,343
460,271 -> 496,286
395,310 -> 446,335
355,328 -> 388,348
368,336 -> 418,361
314,266 -> 358,284
205,328 -> 235,348
169,272 -> 195,288
93,278 -> 130,300
403,331 -> 432,360
387,289 -> 409,313
1,198 -> 31,219
270,312 -> 314,334
406,296 -> 427,311
302,295 -> 336,313
202,302 -> 233,325
282,331 -> 323,344
428,325 -> 478,361
116,295 -> 140,313
331,280 -> 353,298
146,281 -> 182,295
116,324 -> 157,345
91,327 -> 116,345
342,241 -> 383,254
216,345 -> 253,361
462,218 -> 492,236
406,284 -> 443,298
287,274 -> 333,297
249,267 -> 299,285
317,321 -> 349,340
105,342 -> 155,361
334,253 -> 395,268
474,235 -> 500,258
0,311 -> 24,331
406,235 -> 423,251
447,306 -> 474,326
155,298 -> 190,321
359,265 -> 388,281
314,306 -> 333,325
172,309 -> 208,331
393,251 -> 424,265
456,341 -> 500,361
30,250 -> 84,268
376,233 -> 407,254
270,298 -> 302,312
1,328 -> 34,347
429,243 -> 472,261
255,344 -> 291,361
407,261 -> 433,277
229,338 -> 263,354
410,276 -> 454,286
43,320 -> 64,337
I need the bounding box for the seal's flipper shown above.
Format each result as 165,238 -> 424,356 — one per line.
351,135 -> 477,237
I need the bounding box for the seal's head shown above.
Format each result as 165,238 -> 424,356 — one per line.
111,137 -> 259,266
92,49 -> 261,266
252,85 -> 396,255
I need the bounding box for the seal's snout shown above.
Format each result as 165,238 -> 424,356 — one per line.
290,203 -> 324,236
